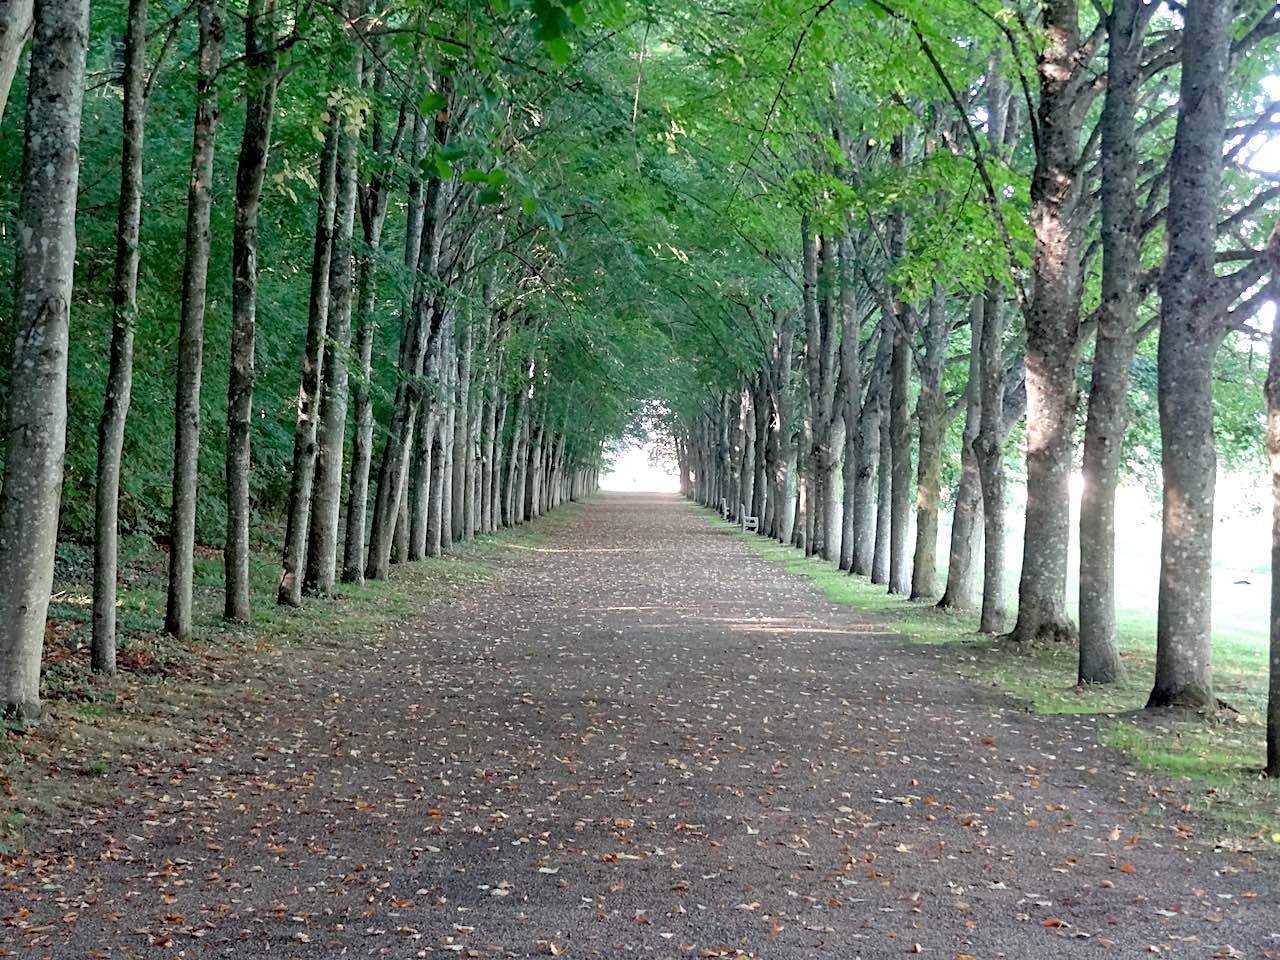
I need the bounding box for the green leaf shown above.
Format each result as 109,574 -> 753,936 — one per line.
546,36 -> 572,64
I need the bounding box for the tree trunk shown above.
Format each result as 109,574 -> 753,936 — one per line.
887,315 -> 912,594
938,295 -> 984,611
1265,248 -> 1280,775
0,0 -> 88,717
342,98 -> 411,584
409,396 -> 438,559
440,335 -> 457,547
852,325 -> 890,577
428,397 -> 448,555
504,388 -> 527,527
92,0 -> 148,673
490,392 -> 507,528
836,237 -> 861,570
452,321 -> 473,541
366,112 -> 448,576
164,0 -> 223,643
277,121 -> 337,607
305,66 -> 361,594
910,290 -> 946,600
223,0 -> 279,622
872,385 -> 893,586
976,285 -> 1008,633
1008,0 -> 1092,645
1149,0 -> 1233,710
0,0 -> 32,126
751,375 -> 769,526
392,474 -> 410,563
1078,0 -> 1145,684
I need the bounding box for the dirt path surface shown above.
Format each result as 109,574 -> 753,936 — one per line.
3,493 -> 1277,959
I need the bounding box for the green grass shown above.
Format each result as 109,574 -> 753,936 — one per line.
0,504 -> 585,848
705,507 -> 1280,846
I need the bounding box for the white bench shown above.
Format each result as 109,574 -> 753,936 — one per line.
719,497 -> 730,519
740,502 -> 759,533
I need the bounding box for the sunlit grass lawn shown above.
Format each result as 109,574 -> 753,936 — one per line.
706,507 -> 1280,844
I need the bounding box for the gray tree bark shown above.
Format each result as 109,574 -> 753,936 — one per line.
451,318 -> 473,541
1264,239 -> 1280,775
164,0 -> 223,643
887,311 -> 912,594
92,0 -> 148,672
910,289 -> 947,600
1149,0 -> 1233,710
277,121 -> 337,607
976,284 -> 1008,634
366,92 -> 449,578
306,61 -> 362,594
1078,0 -> 1148,684
504,384 -> 529,528
223,0 -> 279,622
938,295 -> 984,611
0,0 -> 32,126
343,97 -> 415,583
0,0 -> 88,717
836,237 -> 862,571
871,383 -> 893,586
852,323 -> 891,577
409,399 -> 439,559
1008,0 -> 1094,644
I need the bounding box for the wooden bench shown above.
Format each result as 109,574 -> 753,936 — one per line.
719,497 -> 730,519
739,502 -> 759,533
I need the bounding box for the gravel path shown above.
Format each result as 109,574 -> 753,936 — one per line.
2,493 -> 1276,959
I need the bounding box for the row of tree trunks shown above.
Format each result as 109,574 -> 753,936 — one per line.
278,120 -> 338,607
678,0 -> 1275,733
365,78 -> 451,580
305,52 -> 362,595
340,65 -> 399,586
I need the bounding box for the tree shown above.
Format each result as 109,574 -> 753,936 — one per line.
306,41 -> 362,595
164,0 -> 224,644
224,0 -> 280,622
92,0 -> 150,672
1147,0 -> 1233,709
0,0 -> 89,716
1007,1 -> 1098,645
278,120 -> 338,607
0,0 -> 31,126
1077,0 -> 1149,684
1265,232 -> 1280,775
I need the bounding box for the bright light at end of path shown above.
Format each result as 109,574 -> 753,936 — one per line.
601,441 -> 679,492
